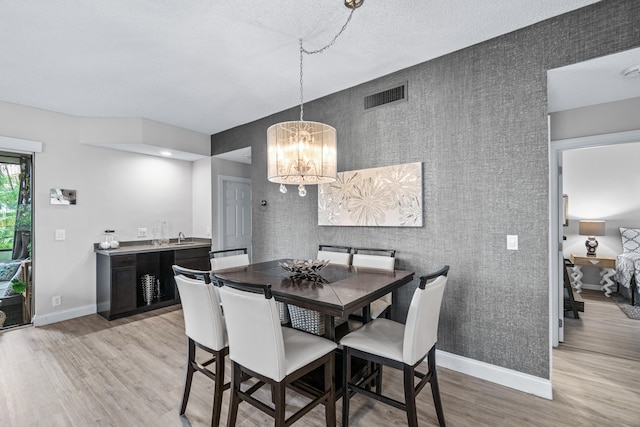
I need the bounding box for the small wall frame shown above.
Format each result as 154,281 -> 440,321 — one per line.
51,188 -> 77,205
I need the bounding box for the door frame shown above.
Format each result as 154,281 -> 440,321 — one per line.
549,129 -> 640,348
217,175 -> 252,255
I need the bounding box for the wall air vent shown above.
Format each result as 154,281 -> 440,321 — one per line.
364,82 -> 407,110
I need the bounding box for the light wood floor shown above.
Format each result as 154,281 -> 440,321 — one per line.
0,292 -> 638,427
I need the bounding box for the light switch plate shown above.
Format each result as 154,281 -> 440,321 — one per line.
507,235 -> 518,250
55,229 -> 65,240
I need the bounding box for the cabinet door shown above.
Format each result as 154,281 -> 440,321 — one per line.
111,265 -> 137,315
175,247 -> 210,271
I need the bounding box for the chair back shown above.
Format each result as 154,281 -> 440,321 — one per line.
402,266 -> 449,365
317,245 -> 352,266
316,245 -> 351,265
210,248 -> 250,272
214,276 -> 287,382
352,253 -> 395,271
172,264 -> 212,283
173,266 -> 226,352
352,247 -> 396,257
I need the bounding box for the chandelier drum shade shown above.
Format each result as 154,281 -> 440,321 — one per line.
267,121 -> 337,187
267,2 -> 361,196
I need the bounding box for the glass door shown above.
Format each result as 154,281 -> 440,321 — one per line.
0,152 -> 32,329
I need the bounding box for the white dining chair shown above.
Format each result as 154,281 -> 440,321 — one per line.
172,265 -> 229,427
352,248 -> 396,319
317,244 -> 352,266
210,248 -> 289,324
209,248 -> 249,271
341,265 -> 449,427
214,275 -> 337,427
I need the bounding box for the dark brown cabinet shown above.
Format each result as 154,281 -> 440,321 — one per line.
175,247 -> 210,271
96,244 -> 209,320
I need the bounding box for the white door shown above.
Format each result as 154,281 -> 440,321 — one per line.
219,177 -> 252,259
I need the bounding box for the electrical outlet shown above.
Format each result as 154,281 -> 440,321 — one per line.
507,235 -> 518,250
138,228 -> 148,238
55,229 -> 65,240
52,295 -> 61,306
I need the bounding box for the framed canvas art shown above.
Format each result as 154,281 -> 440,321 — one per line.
318,162 -> 422,227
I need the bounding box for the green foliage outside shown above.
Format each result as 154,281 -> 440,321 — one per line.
11,278 -> 26,294
0,164 -> 21,250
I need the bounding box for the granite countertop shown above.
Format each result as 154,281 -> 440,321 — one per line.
94,238 -> 211,256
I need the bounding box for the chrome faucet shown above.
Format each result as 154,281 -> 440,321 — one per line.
178,232 -> 186,245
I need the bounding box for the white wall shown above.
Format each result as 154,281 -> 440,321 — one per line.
0,101 -> 210,325
563,141 -> 640,285
192,157 -> 212,238
550,97 -> 640,141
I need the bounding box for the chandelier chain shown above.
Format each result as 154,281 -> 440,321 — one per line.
299,6 -> 357,122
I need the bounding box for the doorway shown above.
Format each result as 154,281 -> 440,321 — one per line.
0,152 -> 33,330
550,130 -> 640,345
547,46 -> 640,349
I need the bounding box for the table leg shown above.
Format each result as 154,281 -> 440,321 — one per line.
391,289 -> 399,321
600,268 -> 616,297
570,265 -> 583,293
324,315 -> 336,341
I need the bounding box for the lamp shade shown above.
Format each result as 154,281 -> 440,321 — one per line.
578,220 -> 605,236
267,120 -> 337,185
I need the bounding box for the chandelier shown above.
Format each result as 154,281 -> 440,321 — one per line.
267,0 -> 363,197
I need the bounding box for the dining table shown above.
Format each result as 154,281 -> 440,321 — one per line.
212,259 -> 415,341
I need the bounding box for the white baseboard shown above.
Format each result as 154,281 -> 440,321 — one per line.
436,350 -> 552,400
32,304 -> 96,326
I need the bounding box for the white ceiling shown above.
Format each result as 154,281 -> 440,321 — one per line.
0,0 -> 605,140
547,46 -> 640,113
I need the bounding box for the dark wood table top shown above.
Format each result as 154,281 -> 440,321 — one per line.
213,259 -> 415,319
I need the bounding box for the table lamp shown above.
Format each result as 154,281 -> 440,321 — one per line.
578,220 -> 605,257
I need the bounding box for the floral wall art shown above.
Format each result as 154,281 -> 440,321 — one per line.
318,162 -> 422,227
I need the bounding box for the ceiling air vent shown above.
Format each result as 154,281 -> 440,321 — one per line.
364,82 -> 407,110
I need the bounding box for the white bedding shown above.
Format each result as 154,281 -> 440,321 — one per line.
616,252 -> 640,289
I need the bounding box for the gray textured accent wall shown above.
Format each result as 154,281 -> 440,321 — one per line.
212,0 -> 640,379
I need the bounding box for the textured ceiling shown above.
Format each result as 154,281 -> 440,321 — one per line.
0,0 -> 602,135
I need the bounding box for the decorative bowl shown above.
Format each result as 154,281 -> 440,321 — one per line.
279,259 -> 330,282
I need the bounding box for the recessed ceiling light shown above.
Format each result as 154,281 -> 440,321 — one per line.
622,64 -> 640,78
160,151 -> 173,156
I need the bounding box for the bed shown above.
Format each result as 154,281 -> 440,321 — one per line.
616,227 -> 640,306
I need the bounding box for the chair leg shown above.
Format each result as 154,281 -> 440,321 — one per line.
211,350 -> 225,427
428,348 -> 445,427
180,338 -> 196,415
375,363 -> 383,395
403,364 -> 418,427
274,381 -> 286,427
341,347 -> 351,427
227,362 -> 241,427
324,354 -> 336,427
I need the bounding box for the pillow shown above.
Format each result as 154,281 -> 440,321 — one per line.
0,260 -> 22,282
620,227 -> 640,253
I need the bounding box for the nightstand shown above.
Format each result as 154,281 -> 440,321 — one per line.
569,253 -> 616,297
